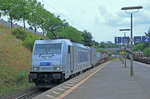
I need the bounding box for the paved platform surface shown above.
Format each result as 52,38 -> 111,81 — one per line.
34,61 -> 110,99
64,60 -> 150,99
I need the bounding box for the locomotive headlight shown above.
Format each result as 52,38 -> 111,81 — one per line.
33,67 -> 39,71
56,67 -> 60,70
53,66 -> 60,70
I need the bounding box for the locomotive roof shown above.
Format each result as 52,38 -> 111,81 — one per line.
35,39 -> 72,46
72,42 -> 90,49
35,39 -> 90,49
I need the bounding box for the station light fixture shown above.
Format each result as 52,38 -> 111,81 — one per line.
121,6 -> 143,76
119,28 -> 130,68
121,6 -> 143,10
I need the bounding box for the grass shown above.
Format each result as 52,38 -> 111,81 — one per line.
0,23 -> 33,96
110,57 -> 120,61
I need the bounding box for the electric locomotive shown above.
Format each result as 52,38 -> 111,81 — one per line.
29,39 -> 91,87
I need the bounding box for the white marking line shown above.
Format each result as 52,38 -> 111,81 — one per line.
52,91 -> 59,95
134,61 -> 150,68
69,82 -> 74,84
46,95 -> 55,99
72,80 -> 79,83
66,83 -> 73,86
58,88 -> 65,91
69,81 -> 76,84
62,86 -> 70,89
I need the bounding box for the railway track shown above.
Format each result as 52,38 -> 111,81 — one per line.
0,58 -> 111,99
14,84 -> 60,99
0,87 -> 49,99
15,88 -> 47,99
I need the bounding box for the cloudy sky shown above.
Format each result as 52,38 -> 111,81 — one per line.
38,0 -> 150,43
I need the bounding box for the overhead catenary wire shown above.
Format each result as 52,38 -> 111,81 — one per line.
39,0 -> 85,31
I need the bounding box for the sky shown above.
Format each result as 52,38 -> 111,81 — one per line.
2,0 -> 149,43
36,0 -> 150,43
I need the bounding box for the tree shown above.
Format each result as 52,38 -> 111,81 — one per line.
45,15 -> 63,36
99,42 -> 109,48
27,0 -> 44,33
0,0 -> 18,28
143,28 -> 150,56
82,30 -> 93,46
56,26 -> 83,43
133,43 -> 144,51
143,47 -> 150,56
106,41 -> 120,48
145,27 -> 150,36
92,40 -> 99,47
15,0 -> 30,29
39,9 -> 52,35
133,28 -> 150,56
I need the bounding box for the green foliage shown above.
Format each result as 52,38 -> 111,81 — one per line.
92,45 -> 105,52
12,28 -> 48,51
133,28 -> 150,56
145,28 -> 150,36
0,0 -> 19,27
0,0 -> 86,44
56,26 -> 83,43
0,24 -> 34,95
14,0 -> 30,29
92,40 -> 99,47
143,47 -> 150,56
99,41 -> 120,48
82,30 -> 92,46
47,31 -> 53,39
27,0 -> 44,32
100,42 -> 109,48
16,69 -> 27,82
111,58 -> 119,61
23,34 -> 40,51
12,28 -> 28,40
133,43 -> 145,51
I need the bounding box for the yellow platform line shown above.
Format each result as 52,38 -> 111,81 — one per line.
57,61 -> 111,99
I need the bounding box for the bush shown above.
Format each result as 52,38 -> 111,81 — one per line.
143,47 -> 150,57
16,69 -> 27,82
133,43 -> 144,51
23,34 -> 40,51
12,28 -> 48,51
12,28 -> 28,41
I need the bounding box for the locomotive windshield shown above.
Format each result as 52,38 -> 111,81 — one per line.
34,43 -> 62,55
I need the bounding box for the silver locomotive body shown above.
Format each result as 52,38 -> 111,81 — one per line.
90,47 -> 97,66
29,39 -> 91,87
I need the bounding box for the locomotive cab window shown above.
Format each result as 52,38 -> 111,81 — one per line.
34,43 -> 62,55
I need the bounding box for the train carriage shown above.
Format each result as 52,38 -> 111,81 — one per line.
71,43 -> 91,74
96,52 -> 102,64
90,47 -> 97,66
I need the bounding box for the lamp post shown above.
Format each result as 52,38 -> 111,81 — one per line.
121,6 -> 143,76
119,29 -> 130,68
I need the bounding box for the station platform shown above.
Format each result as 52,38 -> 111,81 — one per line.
63,60 -> 150,99
34,59 -> 150,99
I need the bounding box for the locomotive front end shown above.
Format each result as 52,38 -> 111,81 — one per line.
29,40 -> 65,87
